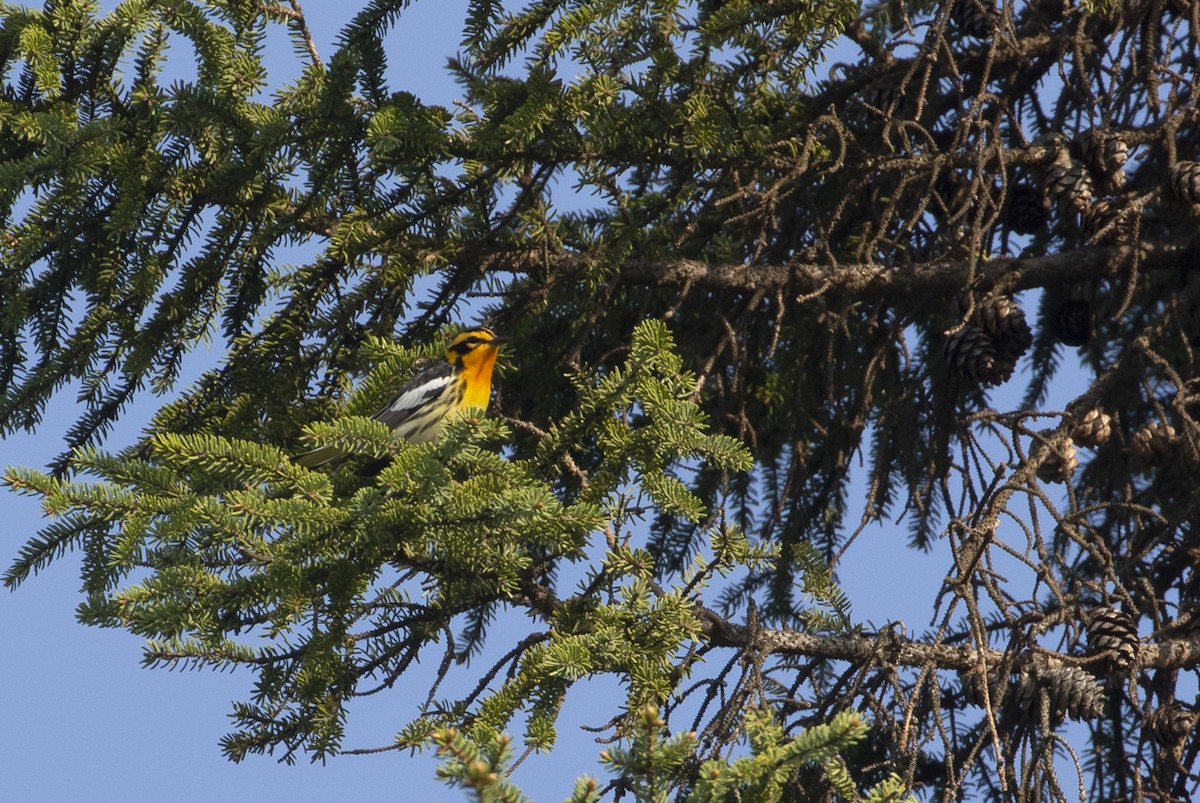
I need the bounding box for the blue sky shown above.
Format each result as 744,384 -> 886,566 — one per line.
0,3 -> 1090,801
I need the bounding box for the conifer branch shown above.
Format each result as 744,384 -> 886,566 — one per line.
266,1 -> 321,67
490,239 -> 1185,300
696,606 -> 1200,673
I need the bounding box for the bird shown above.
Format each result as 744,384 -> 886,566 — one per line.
296,326 -> 505,468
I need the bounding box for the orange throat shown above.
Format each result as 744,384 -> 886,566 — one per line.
461,346 -> 499,409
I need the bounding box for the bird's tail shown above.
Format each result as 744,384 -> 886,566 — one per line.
294,445 -> 343,469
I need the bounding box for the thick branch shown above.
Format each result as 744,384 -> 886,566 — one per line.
610,240 -> 1182,298
698,607 -> 1200,672
490,240 -> 1184,301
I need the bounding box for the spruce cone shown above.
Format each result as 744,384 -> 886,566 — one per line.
1147,702 -> 1197,746
1012,671 -> 1041,720
1036,437 -> 1078,484
1085,606 -> 1139,671
952,0 -> 998,37
1044,151 -> 1094,213
992,332 -> 1028,375
1052,299 -> 1091,346
1006,182 -> 1050,234
973,294 -> 1033,348
945,324 -> 1001,382
1084,199 -> 1133,245
1169,160 -> 1200,205
988,351 -> 1020,384
1071,409 -> 1113,448
959,667 -> 1004,709
1073,128 -> 1128,193
1042,665 -> 1105,722
951,294 -> 1031,384
1130,422 -> 1177,465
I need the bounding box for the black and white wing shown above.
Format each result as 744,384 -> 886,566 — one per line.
371,359 -> 460,442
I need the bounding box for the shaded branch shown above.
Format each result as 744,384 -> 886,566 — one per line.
697,606 -> 1200,672
489,240 -> 1185,301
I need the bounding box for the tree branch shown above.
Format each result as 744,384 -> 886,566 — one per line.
697,606 -> 1200,672
488,239 -> 1184,300
611,240 -> 1183,297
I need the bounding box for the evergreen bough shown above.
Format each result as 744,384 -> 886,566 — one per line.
6,0 -> 1200,799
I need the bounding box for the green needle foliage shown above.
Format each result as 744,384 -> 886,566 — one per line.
5,321 -> 769,768
6,0 -> 1200,800
433,706 -> 916,803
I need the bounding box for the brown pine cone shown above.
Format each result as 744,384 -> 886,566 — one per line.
1130,422 -> 1177,465
945,324 -> 1000,382
1073,128 -> 1128,193
1147,702 -> 1197,747
952,0 -> 998,37
1084,199 -> 1134,245
1036,437 -> 1078,484
1042,665 -> 1105,722
1169,160 -> 1200,205
1044,151 -> 1094,213
953,294 -> 1031,384
1071,409 -> 1113,448
1012,671 -> 1042,720
973,294 -> 1033,347
1085,605 -> 1139,671
959,667 -> 1004,709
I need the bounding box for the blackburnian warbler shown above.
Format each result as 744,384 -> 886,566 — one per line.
296,327 -> 504,468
